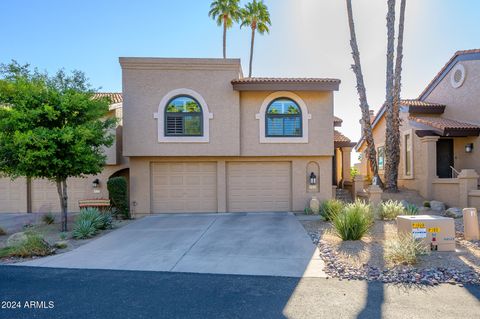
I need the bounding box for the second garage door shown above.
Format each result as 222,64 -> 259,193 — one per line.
227,162 -> 291,212
151,162 -> 217,213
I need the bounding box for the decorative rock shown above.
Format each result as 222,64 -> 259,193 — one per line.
400,200 -> 410,208
444,207 -> 463,219
6,232 -> 28,246
430,200 -> 446,212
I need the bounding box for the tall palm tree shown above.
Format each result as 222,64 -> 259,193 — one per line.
240,0 -> 271,77
209,0 -> 241,59
385,0 -> 407,192
345,0 -> 381,184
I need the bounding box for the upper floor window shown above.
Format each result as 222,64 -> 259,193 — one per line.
265,98 -> 302,137
377,146 -> 385,170
165,95 -> 203,136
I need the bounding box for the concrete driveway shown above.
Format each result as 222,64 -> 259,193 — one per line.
19,213 -> 325,277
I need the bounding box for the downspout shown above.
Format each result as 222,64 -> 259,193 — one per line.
26,177 -> 32,213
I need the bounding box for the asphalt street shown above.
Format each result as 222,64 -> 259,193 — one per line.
0,266 -> 479,319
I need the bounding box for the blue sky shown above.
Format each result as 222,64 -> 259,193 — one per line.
1,0 -> 479,161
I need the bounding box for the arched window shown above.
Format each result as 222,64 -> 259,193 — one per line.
265,98 -> 302,137
164,95 -> 203,136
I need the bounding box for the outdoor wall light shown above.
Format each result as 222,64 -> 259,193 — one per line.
309,172 -> 317,185
465,143 -> 474,153
92,178 -> 100,189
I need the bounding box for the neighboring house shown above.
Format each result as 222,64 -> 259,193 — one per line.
356,49 -> 480,208
0,57 -> 355,215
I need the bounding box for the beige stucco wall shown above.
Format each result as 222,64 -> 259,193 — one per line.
0,164 -> 128,213
129,156 -> 332,217
239,91 -> 334,156
120,58 -> 242,157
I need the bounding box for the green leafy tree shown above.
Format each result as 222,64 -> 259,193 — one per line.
209,0 -> 241,59
0,61 -> 115,231
240,0 -> 271,77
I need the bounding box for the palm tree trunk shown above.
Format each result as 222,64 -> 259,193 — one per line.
223,15 -> 227,59
345,0 -> 381,184
384,0 -> 398,192
248,27 -> 255,77
56,178 -> 68,232
387,0 -> 407,192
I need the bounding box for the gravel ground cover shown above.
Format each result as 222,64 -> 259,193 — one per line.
301,218 -> 480,286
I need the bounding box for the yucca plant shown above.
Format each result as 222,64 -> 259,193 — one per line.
378,200 -> 405,220
332,200 -> 373,241
404,203 -> 419,215
320,199 -> 344,221
385,232 -> 429,265
72,219 -> 97,239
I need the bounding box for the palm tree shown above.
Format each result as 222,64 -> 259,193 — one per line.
345,0 -> 381,184
240,0 -> 271,77
385,0 -> 407,192
209,0 -> 241,59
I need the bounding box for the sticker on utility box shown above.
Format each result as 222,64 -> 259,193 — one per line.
412,228 -> 427,239
428,227 -> 440,233
412,223 -> 425,228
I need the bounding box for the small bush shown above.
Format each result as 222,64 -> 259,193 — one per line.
423,201 -> 431,208
320,199 -> 344,221
0,232 -> 53,258
54,241 -> 68,249
0,227 -> 6,236
304,207 -> 313,215
404,203 -> 419,215
378,200 -> 405,220
72,219 -> 97,239
332,200 -> 373,241
59,232 -> 68,240
350,167 -> 359,179
385,233 -> 429,265
98,212 -> 113,230
107,177 -> 129,219
42,212 -> 55,225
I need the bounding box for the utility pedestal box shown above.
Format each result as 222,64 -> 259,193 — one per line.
397,215 -> 455,252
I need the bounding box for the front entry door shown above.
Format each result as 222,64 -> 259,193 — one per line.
436,139 -> 454,178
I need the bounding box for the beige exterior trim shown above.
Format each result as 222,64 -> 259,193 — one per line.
255,91 -> 312,144
119,57 -> 242,73
154,88 -> 214,143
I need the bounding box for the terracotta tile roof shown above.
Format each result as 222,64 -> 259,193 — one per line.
334,130 -> 351,143
93,92 -> 123,104
419,49 -> 480,99
409,116 -> 480,136
231,77 -> 340,84
400,99 -> 444,107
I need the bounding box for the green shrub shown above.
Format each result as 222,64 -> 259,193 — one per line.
304,207 -> 313,215
54,241 -> 68,249
350,167 -> 359,179
385,233 -> 429,265
320,199 -> 344,221
59,232 -> 68,240
378,200 -> 405,220
332,200 -> 373,241
423,201 -> 431,208
0,232 -> 53,258
42,212 -> 55,225
404,203 -> 419,215
72,219 -> 97,239
0,227 -> 6,236
98,212 -> 113,230
107,177 -> 129,219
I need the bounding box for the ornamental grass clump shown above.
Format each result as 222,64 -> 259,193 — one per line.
320,199 -> 345,221
0,232 -> 53,258
332,200 -> 373,241
385,232 -> 429,265
403,203 -> 419,215
378,200 -> 405,220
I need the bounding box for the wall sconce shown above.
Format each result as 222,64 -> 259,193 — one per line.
92,178 -> 100,189
465,143 -> 474,153
309,172 -> 317,185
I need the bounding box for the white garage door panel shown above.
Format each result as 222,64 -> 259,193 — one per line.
151,162 -> 217,213
227,162 -> 291,212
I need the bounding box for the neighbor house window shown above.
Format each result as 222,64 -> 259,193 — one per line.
377,146 -> 385,170
165,95 -> 203,136
405,133 -> 412,176
265,98 -> 302,137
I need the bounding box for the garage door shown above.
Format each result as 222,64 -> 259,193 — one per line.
227,162 -> 291,212
151,162 -> 217,213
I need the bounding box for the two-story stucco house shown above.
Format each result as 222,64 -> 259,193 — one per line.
356,49 -> 480,208
0,57 -> 354,215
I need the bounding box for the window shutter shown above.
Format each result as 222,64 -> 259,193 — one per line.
166,115 -> 183,135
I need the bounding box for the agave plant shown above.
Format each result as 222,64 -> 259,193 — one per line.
72,219 -> 97,239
